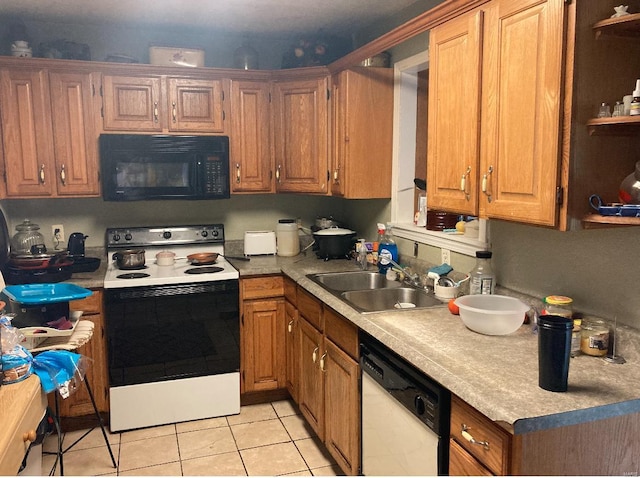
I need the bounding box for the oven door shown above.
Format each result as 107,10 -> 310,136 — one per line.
105,280 -> 239,387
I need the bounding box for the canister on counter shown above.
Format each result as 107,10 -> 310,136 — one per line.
580,319 -> 610,356
542,296 -> 573,318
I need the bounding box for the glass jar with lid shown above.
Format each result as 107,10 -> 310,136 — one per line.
580,318 -> 610,357
11,219 -> 46,254
542,295 -> 573,318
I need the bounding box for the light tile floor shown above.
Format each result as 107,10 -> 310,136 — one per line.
42,400 -> 344,476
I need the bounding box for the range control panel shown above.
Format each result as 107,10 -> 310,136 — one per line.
106,224 -> 225,248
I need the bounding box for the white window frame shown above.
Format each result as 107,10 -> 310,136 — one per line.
390,50 -> 489,257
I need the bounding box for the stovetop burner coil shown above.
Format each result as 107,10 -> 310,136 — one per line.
116,272 -> 151,279
184,266 -> 224,274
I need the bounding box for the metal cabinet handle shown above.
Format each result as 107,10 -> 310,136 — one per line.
153,101 -> 159,123
22,430 -> 36,443
481,165 -> 493,202
461,424 -> 490,450
236,163 -> 241,183
333,166 -> 340,184
460,166 -> 471,200
320,352 -> 327,372
276,165 -> 281,183
312,346 -> 319,363
172,101 -> 177,122
288,320 -> 294,333
39,164 -> 45,184
60,164 -> 66,186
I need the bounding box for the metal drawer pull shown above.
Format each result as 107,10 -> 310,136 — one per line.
461,424 -> 490,450
236,163 -> 241,183
288,320 -> 294,333
60,164 -> 66,185
312,346 -> 319,363
320,352 -> 327,372
153,101 -> 159,122
39,164 -> 46,184
172,101 -> 177,122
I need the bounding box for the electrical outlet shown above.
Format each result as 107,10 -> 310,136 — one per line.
441,248 -> 451,265
52,224 -> 65,244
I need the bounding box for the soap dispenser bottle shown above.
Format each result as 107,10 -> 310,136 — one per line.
377,223 -> 398,274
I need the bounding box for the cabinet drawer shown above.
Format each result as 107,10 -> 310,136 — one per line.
69,289 -> 102,315
242,276 -> 284,300
450,395 -> 510,475
0,376 -> 47,475
297,287 -> 323,331
324,306 -> 358,360
284,275 -> 297,305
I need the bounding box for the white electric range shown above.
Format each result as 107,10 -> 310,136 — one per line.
103,224 -> 240,432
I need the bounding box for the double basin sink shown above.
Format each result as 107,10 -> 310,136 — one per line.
307,270 -> 445,313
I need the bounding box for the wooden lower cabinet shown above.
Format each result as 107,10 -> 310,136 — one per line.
323,337 -> 360,475
295,287 -> 361,475
284,299 -> 299,402
298,315 -> 325,438
240,276 -> 286,394
450,394 -> 511,476
50,289 -> 109,417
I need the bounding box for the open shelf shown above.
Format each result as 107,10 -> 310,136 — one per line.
582,213 -> 640,228
586,115 -> 640,135
593,12 -> 640,38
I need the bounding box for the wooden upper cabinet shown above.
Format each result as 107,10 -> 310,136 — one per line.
230,79 -> 274,193
272,76 -> 329,194
168,77 -> 225,133
49,71 -> 101,196
479,0 -> 564,226
331,67 -> 394,198
0,66 -> 101,198
101,74 -> 227,134
427,8 -> 483,216
428,0 -> 565,226
0,68 -> 56,197
102,75 -> 162,131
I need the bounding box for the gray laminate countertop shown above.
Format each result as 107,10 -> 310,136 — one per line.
230,252 -> 640,435
65,247 -> 640,435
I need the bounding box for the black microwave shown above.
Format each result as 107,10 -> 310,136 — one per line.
99,134 -> 230,201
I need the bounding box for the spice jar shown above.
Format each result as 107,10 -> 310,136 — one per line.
580,319 -> 610,356
542,295 -> 573,318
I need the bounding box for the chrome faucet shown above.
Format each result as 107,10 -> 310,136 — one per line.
388,259 -> 426,289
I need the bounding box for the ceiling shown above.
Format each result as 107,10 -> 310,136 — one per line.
1,0 -> 423,37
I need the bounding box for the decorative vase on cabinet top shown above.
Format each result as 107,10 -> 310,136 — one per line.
619,160 -> 640,204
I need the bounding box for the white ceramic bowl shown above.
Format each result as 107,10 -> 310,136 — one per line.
454,295 -> 529,335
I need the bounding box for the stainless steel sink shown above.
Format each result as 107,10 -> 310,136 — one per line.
307,271 -> 445,313
307,271 -> 402,292
341,287 -> 444,313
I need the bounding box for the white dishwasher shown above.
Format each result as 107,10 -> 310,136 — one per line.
360,333 -> 450,476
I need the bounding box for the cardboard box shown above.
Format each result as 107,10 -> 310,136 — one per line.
149,46 -> 204,67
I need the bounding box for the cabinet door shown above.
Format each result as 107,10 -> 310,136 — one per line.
331,68 -> 394,199
102,75 -> 163,131
285,300 -> 299,402
0,68 -> 55,197
168,78 -> 226,133
272,77 -> 329,193
323,338 -> 360,475
242,298 -> 286,393
479,0 -> 564,226
49,71 -> 100,196
298,316 -> 325,440
230,79 -> 274,193
53,290 -> 109,416
427,9 -> 483,215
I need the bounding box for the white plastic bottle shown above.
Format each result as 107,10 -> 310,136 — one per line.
469,250 -> 495,295
630,79 -> 640,116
